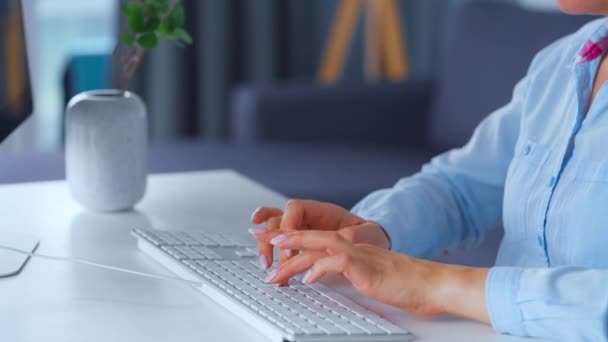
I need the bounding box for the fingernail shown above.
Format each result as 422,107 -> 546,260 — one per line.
302,270 -> 313,284
284,249 -> 294,258
248,227 -> 267,236
250,208 -> 261,222
264,270 -> 278,283
259,255 -> 270,269
270,235 -> 288,245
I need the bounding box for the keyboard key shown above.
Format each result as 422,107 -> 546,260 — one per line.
161,246 -> 187,260
337,324 -> 367,336
235,249 -> 257,257
318,324 -> 347,335
379,323 -> 408,335
351,321 -> 387,335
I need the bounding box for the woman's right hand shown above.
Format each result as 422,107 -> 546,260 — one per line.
248,200 -> 390,273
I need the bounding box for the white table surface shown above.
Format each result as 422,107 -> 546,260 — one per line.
0,170 -> 528,342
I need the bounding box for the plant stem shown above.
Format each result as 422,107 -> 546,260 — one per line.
114,0 -> 181,89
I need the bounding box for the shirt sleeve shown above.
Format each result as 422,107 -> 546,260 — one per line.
487,266 -> 608,340
351,77 -> 528,258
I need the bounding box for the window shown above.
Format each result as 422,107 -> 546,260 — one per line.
28,0 -> 117,149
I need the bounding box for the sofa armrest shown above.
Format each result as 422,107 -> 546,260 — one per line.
230,79 -> 434,147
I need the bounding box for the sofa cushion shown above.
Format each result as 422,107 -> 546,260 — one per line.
231,80 -> 433,147
428,1 -> 594,150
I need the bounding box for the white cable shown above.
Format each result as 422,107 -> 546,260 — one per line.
0,244 -> 203,287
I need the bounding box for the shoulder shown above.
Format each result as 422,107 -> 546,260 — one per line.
529,18 -> 605,73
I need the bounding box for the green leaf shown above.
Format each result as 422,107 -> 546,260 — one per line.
121,0 -> 191,50
137,32 -> 158,49
143,15 -> 160,32
146,0 -> 168,12
158,0 -> 170,12
127,3 -> 145,33
174,28 -> 192,44
162,15 -> 178,34
121,32 -> 134,46
122,2 -> 141,16
157,21 -> 170,36
170,4 -> 185,27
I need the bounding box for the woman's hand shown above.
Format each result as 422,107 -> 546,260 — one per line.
259,230 -> 492,322
261,230 -> 446,316
249,200 -> 390,270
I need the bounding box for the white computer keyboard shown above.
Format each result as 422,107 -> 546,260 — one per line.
132,228 -> 411,342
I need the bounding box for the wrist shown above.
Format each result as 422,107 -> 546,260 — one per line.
364,222 -> 391,250
432,263 -> 491,322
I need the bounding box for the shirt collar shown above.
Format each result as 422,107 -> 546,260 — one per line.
576,19 -> 608,65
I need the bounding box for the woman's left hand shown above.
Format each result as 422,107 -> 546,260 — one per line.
263,230 -> 451,317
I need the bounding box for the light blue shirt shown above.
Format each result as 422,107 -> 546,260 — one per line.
352,18 -> 608,340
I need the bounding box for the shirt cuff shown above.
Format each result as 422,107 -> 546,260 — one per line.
486,267 -> 525,337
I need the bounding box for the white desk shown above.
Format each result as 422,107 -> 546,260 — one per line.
0,170 -> 526,341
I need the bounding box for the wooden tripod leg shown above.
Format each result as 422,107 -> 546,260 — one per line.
318,0 -> 362,83
364,0 -> 385,81
382,0 -> 409,80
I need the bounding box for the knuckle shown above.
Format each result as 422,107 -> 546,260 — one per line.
286,199 -> 302,209
267,217 -> 281,230
338,253 -> 352,267
328,232 -> 341,244
290,232 -> 302,243
338,229 -> 355,242
357,279 -> 374,294
329,232 -> 347,246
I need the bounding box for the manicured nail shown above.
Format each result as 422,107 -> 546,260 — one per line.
270,235 -> 288,245
302,270 -> 314,284
285,249 -> 294,258
248,227 -> 267,236
264,270 -> 278,283
250,208 -> 261,222
259,255 -> 270,269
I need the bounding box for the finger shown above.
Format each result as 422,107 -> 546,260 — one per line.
252,216 -> 282,269
280,199 -> 308,230
250,207 -> 283,224
266,216 -> 282,230
249,227 -> 285,243
263,216 -> 283,266
280,200 -> 310,263
271,231 -> 352,254
278,248 -> 298,267
339,222 -> 390,249
278,232 -> 297,266
269,251 -> 325,284
301,253 -> 352,284
281,199 -> 343,230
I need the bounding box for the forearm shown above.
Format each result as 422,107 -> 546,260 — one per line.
352,165 -> 505,259
432,263 -> 491,323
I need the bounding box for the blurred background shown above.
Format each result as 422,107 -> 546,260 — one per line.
0,0 -> 593,266
0,0 -> 593,221
1,0 -> 559,152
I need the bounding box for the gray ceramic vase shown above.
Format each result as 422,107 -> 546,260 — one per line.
65,90 -> 148,212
